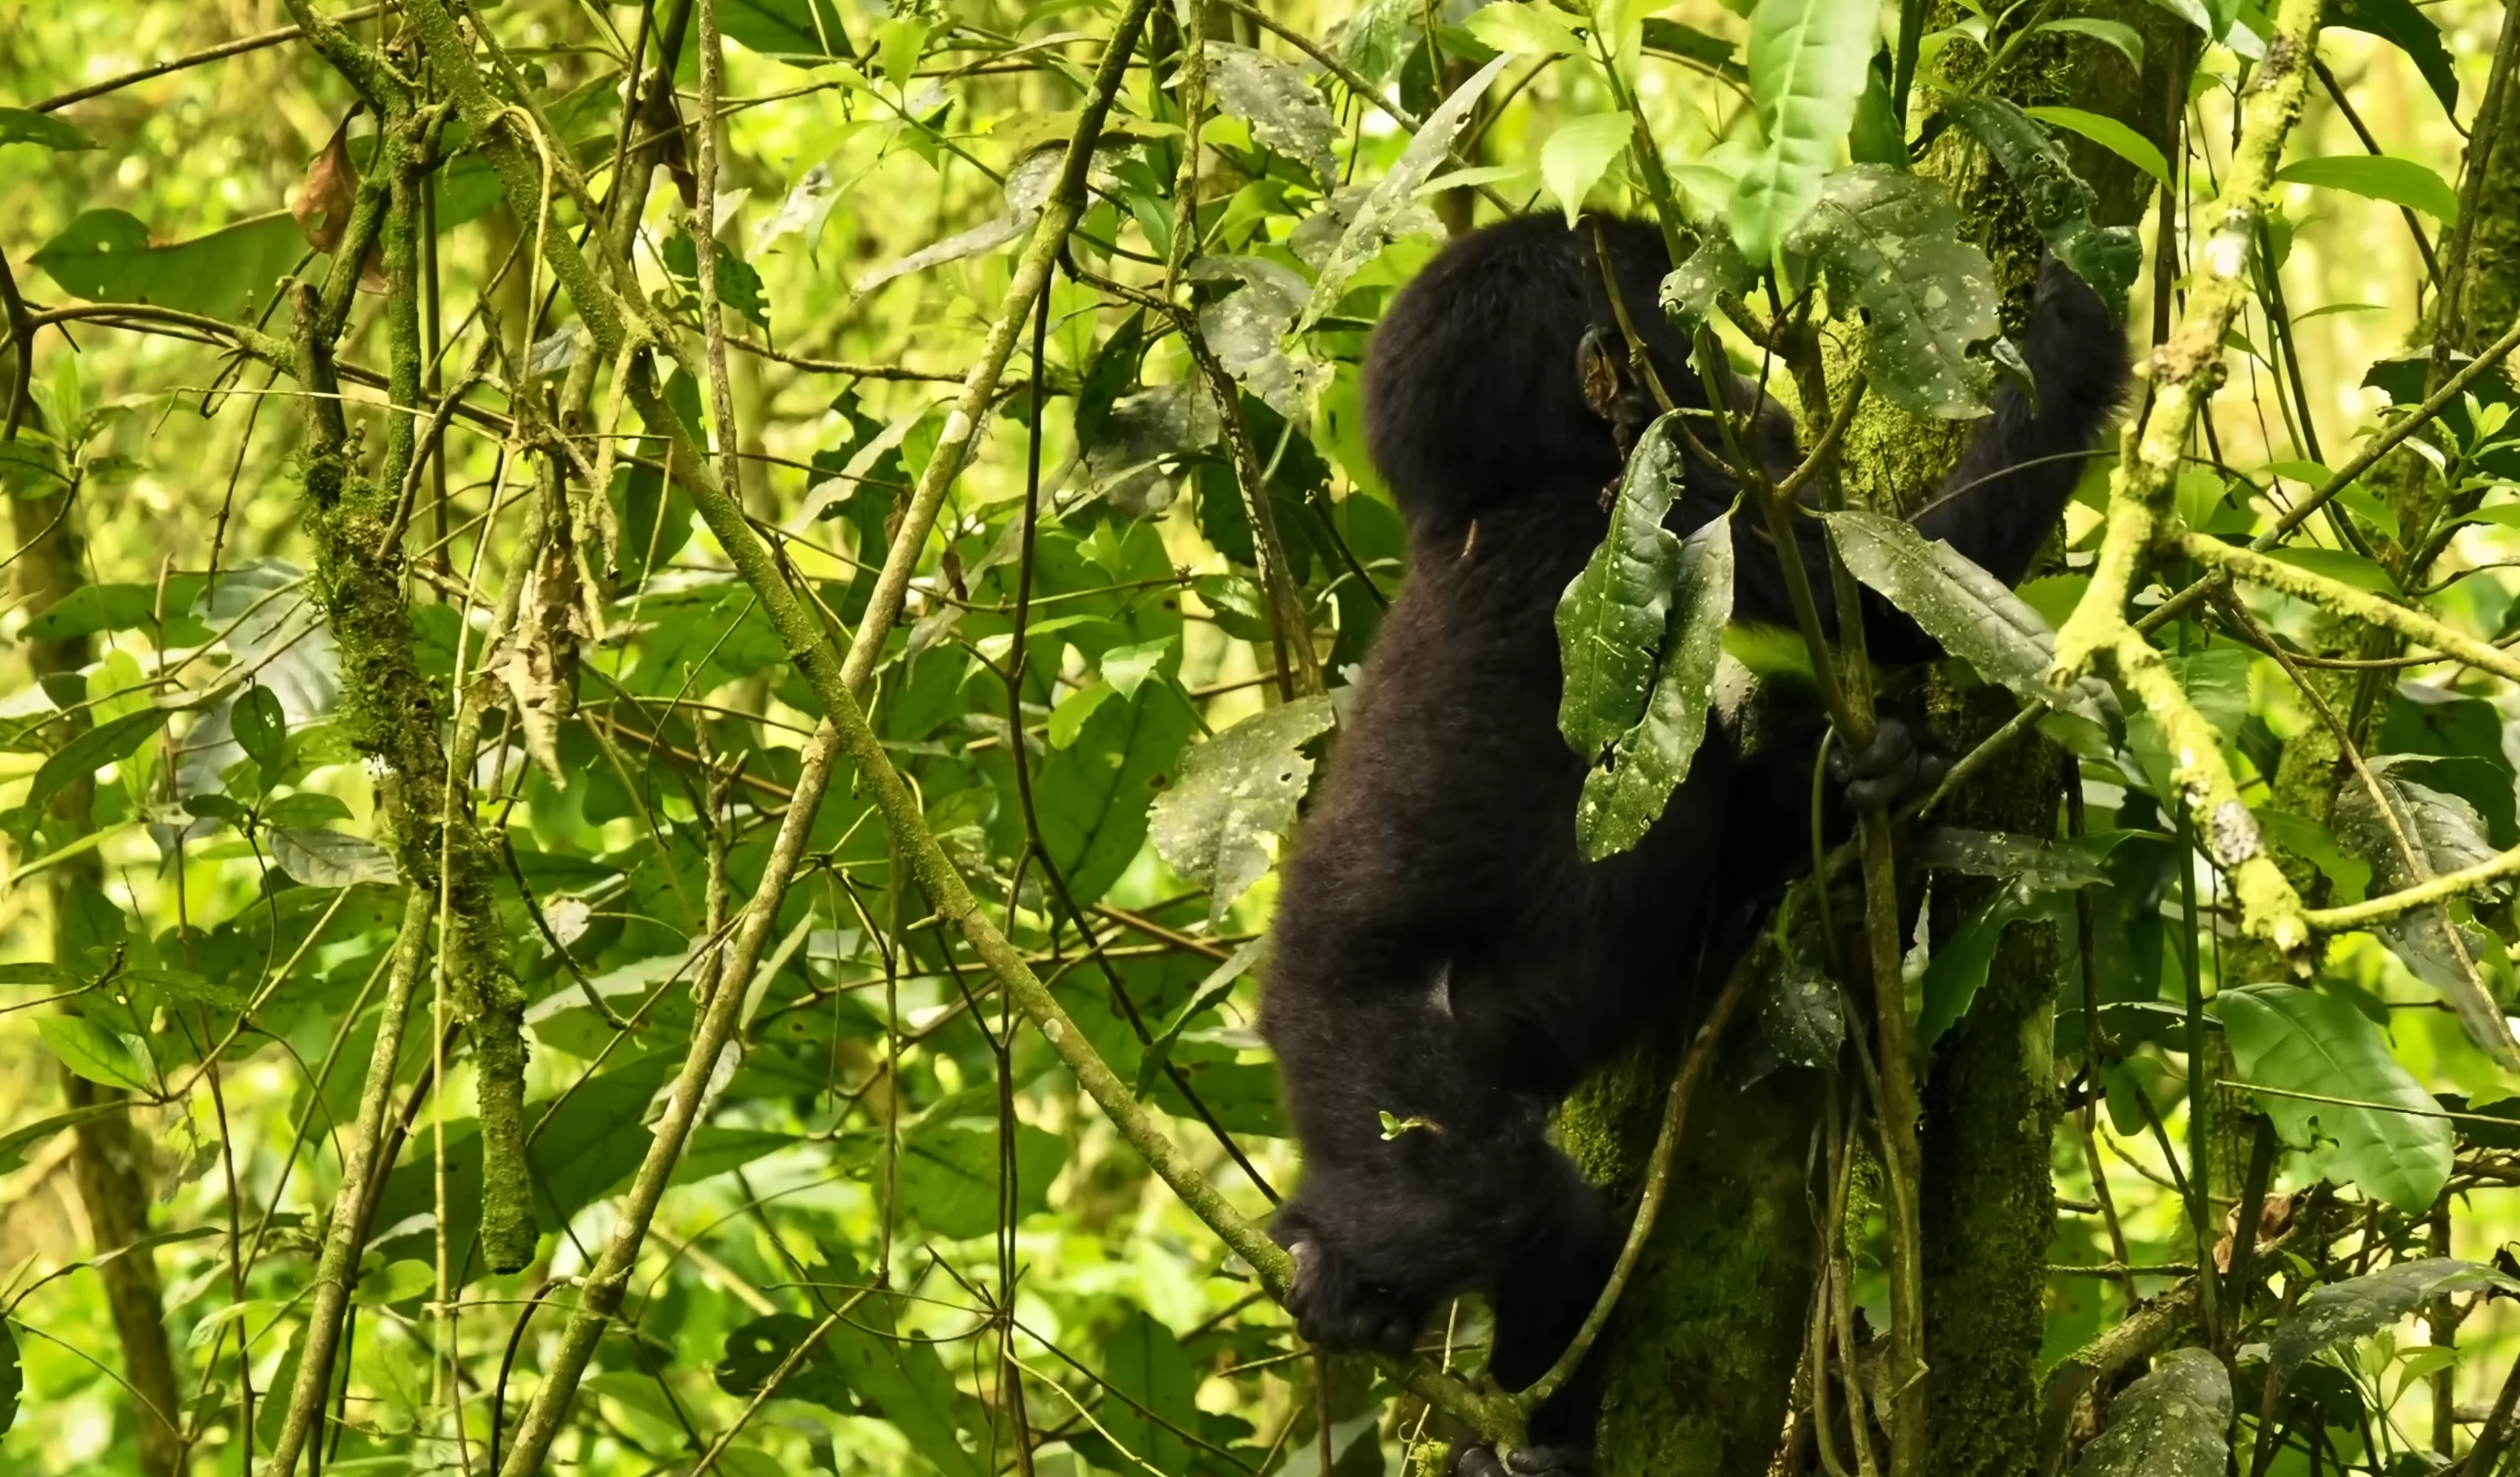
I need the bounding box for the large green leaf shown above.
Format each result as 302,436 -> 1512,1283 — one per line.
30,209 -> 306,321
2069,1348 -> 2231,1477
1574,514 -> 1734,861
1148,695 -> 1336,925
897,1118 -> 1066,1240
717,0 -> 855,64
0,108 -> 98,152
1790,168 -> 1999,420
1034,682 -> 1197,905
1822,509 -> 2115,727
7,704 -> 176,846
2277,155 -> 2460,223
718,1247 -> 991,1477
1945,97 -> 2142,318
2218,984 -> 2453,1214
1094,1312 -> 1202,1477
36,1015 -> 149,1091
1728,0 -> 1877,261
2026,106 -> 2171,188
1556,411 -> 1688,761
1540,111 -> 1635,226
2269,1259 -> 2520,1375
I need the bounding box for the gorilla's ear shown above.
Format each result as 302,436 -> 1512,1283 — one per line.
1576,324 -> 1627,423
1576,323 -> 1657,461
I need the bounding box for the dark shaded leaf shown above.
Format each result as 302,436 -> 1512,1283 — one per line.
1556,411 -> 1687,759
2271,1259 -> 2520,1374
1574,511 -> 1734,861
2333,0 -> 2457,112
2070,1348 -> 2231,1477
0,108 -> 98,151
1946,97 -> 2142,318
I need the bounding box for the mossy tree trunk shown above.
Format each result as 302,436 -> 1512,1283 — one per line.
1557,17 -> 2183,1474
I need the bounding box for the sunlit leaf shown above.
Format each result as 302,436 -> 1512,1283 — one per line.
1465,1 -> 1586,56
1728,0 -> 1877,260
2331,757 -> 2520,1066
1540,112 -> 1635,228
2219,983 -> 2454,1214
1299,53 -> 1511,329
1206,41 -> 1338,184
2024,106 -> 2171,189
2277,155 -> 2460,223
37,1015 -> 149,1091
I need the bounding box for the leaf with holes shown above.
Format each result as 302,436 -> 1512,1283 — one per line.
2270,1259 -> 2520,1374
2218,983 -> 2453,1214
1946,98 -> 2141,319
1556,412 -> 1688,761
1575,513 -> 1734,861
1300,53 -> 1511,330
1206,42 -> 1338,184
1148,695 -> 1336,925
2069,1348 -> 2231,1477
1790,168 -> 1999,419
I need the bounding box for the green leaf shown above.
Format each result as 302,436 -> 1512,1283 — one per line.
1916,828 -> 2112,890
1946,98 -> 2142,318
717,0 -> 855,64
11,705 -> 175,844
1641,17 -> 1745,78
1659,234 -> 1757,332
718,1286 -> 989,1477
21,580 -> 212,645
2331,0 -> 2456,114
1136,938 -> 1270,1096
2032,18 -> 2145,73
897,1119 -> 1065,1239
270,827 -> 401,889
1556,413 -> 1688,759
2068,1348 -> 2231,1477
2277,155 -> 2460,223
1574,513 -> 1734,861
1919,892 -> 2066,1044
1757,947 -> 1845,1067
0,1105 -> 124,1177
1046,679 -> 1116,749
1206,41 -> 1339,184
1299,53 -> 1512,330
1035,682 -> 1196,904
1099,1312 -> 1201,1477
1147,695 -> 1337,925
1729,0 -> 1877,261
1466,1 -> 1587,56
0,1317 -> 18,1441
121,967 -> 249,1013
0,107 -> 99,152
1823,509 -> 2116,727
2218,983 -> 2453,1213
1541,111 -> 1635,227
1790,168 -> 1999,419
2269,1259 -> 2520,1375
30,209 -> 308,322
2025,105 -> 2172,189
37,1015 -> 150,1091
232,684 -> 286,777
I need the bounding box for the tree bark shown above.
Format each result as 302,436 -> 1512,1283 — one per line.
8,469 -> 184,1477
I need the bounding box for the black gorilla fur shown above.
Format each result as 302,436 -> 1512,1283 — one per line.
1256,214 -> 2129,1472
